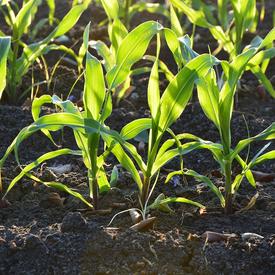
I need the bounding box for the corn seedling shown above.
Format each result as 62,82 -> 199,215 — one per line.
0,0 -> 90,104
0,21 -> 163,209
169,0 -> 275,98
167,29 -> 275,214
107,34 -> 219,219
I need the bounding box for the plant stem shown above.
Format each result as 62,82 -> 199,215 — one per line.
92,177 -> 99,210
224,159 -> 232,214
9,39 -> 19,104
141,176 -> 150,207
88,170 -> 99,210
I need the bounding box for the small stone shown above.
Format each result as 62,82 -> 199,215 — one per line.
9,241 -> 17,251
61,212 -> 88,233
129,92 -> 139,100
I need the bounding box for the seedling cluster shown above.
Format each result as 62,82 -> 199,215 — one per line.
0,0 -> 274,221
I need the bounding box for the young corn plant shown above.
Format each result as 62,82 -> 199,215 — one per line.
107,35 -> 219,219
0,21 -> 163,209
169,0 -> 275,98
0,0 -> 90,104
166,29 -> 275,214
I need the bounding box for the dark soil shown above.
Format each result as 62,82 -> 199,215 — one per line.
0,0 -> 275,274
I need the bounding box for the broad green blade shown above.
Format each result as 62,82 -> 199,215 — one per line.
120,118 -> 151,140
13,0 -> 38,40
250,150 -> 275,167
217,0 -> 229,29
231,122 -> 275,159
90,40 -> 115,71
0,36 -> 10,99
219,47 -> 259,151
148,34 -> 160,122
251,65 -> 275,98
178,35 -> 199,63
170,4 -> 183,37
84,53 -> 106,120
197,69 -> 220,129
106,21 -> 163,90
97,167 -> 110,193
109,18 -> 128,57
105,138 -> 143,191
78,22 -> 91,67
159,54 -> 218,132
164,28 -> 183,68
100,0 -> 119,20
46,0 -> 55,25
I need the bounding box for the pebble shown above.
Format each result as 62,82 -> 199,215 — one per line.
61,212 -> 88,233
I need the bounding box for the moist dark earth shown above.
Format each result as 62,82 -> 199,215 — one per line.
0,1 -> 275,274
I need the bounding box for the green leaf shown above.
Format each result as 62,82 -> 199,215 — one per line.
0,36 -> 10,99
217,0 -> 229,29
219,48 -> 259,151
109,18 -> 128,56
164,28 -> 183,68
46,0 -> 55,25
97,167 -> 110,193
178,35 -> 199,63
197,69 -> 220,129
231,0 -> 257,53
46,181 -> 93,208
129,2 -> 169,20
170,4 -> 183,37
78,22 -> 91,67
183,169 -> 225,207
148,193 -> 174,213
106,140 -> 143,191
106,21 -> 163,89
159,54 -> 218,132
120,118 -> 151,140
13,0 -> 38,40
90,40 -> 115,71
84,53 -> 106,120
100,0 -> 119,20
150,196 -> 205,209
148,34 -> 160,122
251,65 -> 275,98
251,150 -> 275,167
110,165 -> 119,187
231,123 -> 275,160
